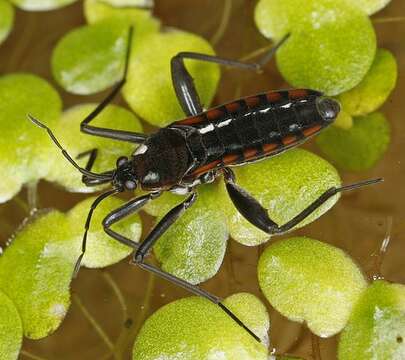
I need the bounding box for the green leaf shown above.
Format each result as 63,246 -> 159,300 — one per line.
258,237 -> 367,337
9,0 -> 78,11
316,112 -> 390,171
338,49 -> 397,116
217,149 -> 341,246
0,0 -> 14,45
0,197 -> 141,339
339,280 -> 405,359
67,196 -> 141,268
122,30 -> 220,127
255,0 -> 376,95
354,0 -> 392,15
333,109 -> 353,130
133,294 -> 269,359
153,185 -> 228,285
0,211 -> 75,339
0,73 -> 62,203
222,293 -> 270,346
52,19 -> 131,94
0,290 -> 22,360
84,0 -> 158,26
44,103 -> 143,192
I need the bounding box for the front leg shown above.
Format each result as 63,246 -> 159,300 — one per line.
80,26 -> 147,144
223,168 -> 382,235
102,192 -> 162,248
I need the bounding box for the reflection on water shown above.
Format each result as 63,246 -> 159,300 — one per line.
0,0 -> 404,359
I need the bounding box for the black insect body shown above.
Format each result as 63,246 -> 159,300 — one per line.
30,28 -> 381,342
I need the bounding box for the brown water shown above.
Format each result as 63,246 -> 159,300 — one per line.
0,1 -> 404,359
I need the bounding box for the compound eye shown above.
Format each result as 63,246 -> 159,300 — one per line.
124,180 -> 136,190
116,156 -> 128,167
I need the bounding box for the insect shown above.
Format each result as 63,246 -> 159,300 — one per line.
30,28 -> 381,342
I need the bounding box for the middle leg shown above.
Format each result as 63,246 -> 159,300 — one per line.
131,191 -> 261,342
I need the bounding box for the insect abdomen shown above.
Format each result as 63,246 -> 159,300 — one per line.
175,89 -> 328,177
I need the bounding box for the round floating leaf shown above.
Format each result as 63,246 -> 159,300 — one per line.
222,293 -> 270,346
0,73 -> 62,203
84,0 -> 158,26
258,237 -> 367,337
316,112 -> 390,171
44,103 -> 143,192
133,294 -> 269,360
0,290 -> 22,360
0,211 -> 76,339
153,186 -> 228,285
0,196 -> 140,339
143,190 -> 186,218
0,0 -> 14,45
334,109 -> 353,130
67,196 -> 141,268
255,0 -> 376,95
52,19 -> 131,95
9,0 -> 78,11
339,280 -> 405,359
354,0 -> 392,15
276,22 -> 375,96
217,149 -> 341,246
122,30 -> 220,127
338,49 -> 397,116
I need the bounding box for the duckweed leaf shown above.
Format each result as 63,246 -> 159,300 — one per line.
355,0 -> 392,15
258,237 -> 367,337
44,103 -> 143,192
255,0 -> 376,95
334,109 -> 353,130
0,0 -> 14,45
9,0 -> 78,11
0,290 -> 22,360
217,149 -> 341,246
84,0 -> 158,26
316,112 -> 390,171
67,196 -> 141,268
52,19 -> 132,95
153,186 -> 228,285
223,293 -> 270,346
0,73 -> 62,203
0,197 -> 140,339
339,280 -> 405,359
122,30 -> 220,127
133,294 -> 269,360
0,211 -> 75,339
338,49 -> 397,116
143,190 -> 185,218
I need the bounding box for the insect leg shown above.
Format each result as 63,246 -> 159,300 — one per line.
73,187 -> 122,277
80,26 -> 147,144
223,168 -> 383,235
77,148 -> 98,171
171,34 -> 289,116
102,192 -> 162,249
132,192 -> 261,342
74,149 -> 115,186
